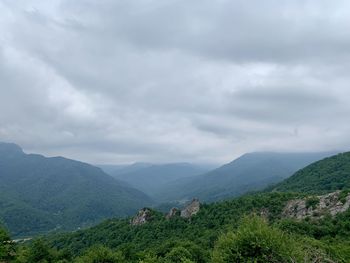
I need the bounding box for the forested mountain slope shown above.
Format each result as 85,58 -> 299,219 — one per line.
38,190 -> 350,262
0,142 -> 152,237
274,151 -> 350,193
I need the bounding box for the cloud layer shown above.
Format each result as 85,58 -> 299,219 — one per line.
1,0 -> 350,164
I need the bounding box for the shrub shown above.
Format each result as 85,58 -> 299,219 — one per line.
0,227 -> 15,262
212,215 -> 303,263
75,245 -> 126,263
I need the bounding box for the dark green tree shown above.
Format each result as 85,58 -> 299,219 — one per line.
0,227 -> 15,262
163,246 -> 193,263
26,238 -> 53,263
74,245 -> 126,263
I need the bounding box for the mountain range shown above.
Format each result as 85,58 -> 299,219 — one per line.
152,151 -> 337,202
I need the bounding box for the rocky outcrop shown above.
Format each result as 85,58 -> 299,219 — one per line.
180,198 -> 200,218
283,191 -> 350,220
131,208 -> 152,225
132,199 -> 201,225
166,207 -> 179,219
260,208 -> 269,219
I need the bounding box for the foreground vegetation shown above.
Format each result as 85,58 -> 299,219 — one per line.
1,190 -> 350,262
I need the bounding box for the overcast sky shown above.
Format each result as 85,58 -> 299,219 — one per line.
1,0 -> 350,164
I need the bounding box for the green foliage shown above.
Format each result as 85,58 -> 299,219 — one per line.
0,226 -> 15,262
275,152 -> 350,194
75,245 -> 126,263
48,192 -> 296,258
25,239 -> 53,263
138,253 -> 162,263
212,215 -> 303,263
0,143 -> 152,237
6,190 -> 350,262
163,247 -> 193,263
339,189 -> 350,204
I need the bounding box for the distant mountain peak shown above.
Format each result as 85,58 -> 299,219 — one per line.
0,142 -> 24,157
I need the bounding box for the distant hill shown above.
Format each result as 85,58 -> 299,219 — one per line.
154,152 -> 337,202
98,162 -> 153,176
99,163 -> 212,199
273,152 -> 350,194
0,142 -> 152,237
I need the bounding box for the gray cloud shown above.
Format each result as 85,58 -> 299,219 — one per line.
0,0 -> 350,164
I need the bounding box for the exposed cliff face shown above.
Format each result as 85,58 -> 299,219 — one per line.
180,198 -> 200,218
283,191 -> 350,220
131,208 -> 152,225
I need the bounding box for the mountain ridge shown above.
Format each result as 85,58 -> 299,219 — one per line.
273,151 -> 350,193
0,142 -> 152,237
154,151 -> 338,202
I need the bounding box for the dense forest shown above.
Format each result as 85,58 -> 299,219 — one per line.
2,190 -> 350,262
274,152 -> 350,193
0,143 -> 152,237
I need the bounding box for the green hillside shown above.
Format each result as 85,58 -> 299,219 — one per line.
274,152 -> 350,193
0,143 -> 152,237
7,190 -> 350,262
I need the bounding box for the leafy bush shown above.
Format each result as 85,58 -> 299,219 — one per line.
212,215 -> 304,263
0,227 -> 15,262
74,245 -> 126,263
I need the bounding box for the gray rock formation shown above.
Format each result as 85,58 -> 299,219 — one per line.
166,207 -> 179,219
283,191 -> 350,220
131,208 -> 152,225
180,198 -> 200,218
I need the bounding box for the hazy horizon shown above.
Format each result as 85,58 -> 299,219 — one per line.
1,1 -> 350,164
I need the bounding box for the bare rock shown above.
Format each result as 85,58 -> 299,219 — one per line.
283,191 -> 350,220
131,208 -> 152,225
260,208 -> 270,219
181,198 -> 200,218
283,199 -> 310,219
166,207 -> 179,219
